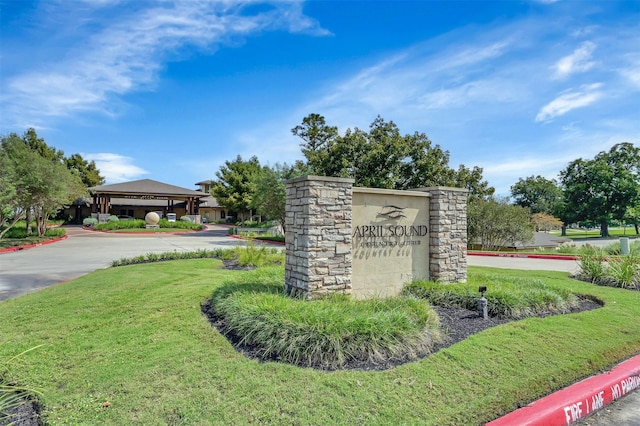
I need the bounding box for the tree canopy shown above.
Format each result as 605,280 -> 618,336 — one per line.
212,155 -> 262,220
1,129 -> 86,237
65,153 -> 105,187
468,197 -> 533,251
292,114 -> 494,200
510,175 -> 563,216
251,162 -> 309,231
559,142 -> 640,237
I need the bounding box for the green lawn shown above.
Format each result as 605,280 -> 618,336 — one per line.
1,261 -> 639,425
550,228 -> 639,239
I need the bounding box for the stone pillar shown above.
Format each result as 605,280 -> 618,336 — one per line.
422,187 -> 468,283
284,176 -> 354,299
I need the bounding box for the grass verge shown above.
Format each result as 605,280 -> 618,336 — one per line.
0,264 -> 639,425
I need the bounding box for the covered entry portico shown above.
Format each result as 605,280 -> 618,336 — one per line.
89,179 -> 207,222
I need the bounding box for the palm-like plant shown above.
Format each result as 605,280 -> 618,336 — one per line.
0,345 -> 43,422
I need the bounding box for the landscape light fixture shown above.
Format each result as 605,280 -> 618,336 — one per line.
478,286 -> 488,320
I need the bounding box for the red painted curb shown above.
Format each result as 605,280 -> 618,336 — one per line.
469,252 -> 579,261
486,354 -> 640,425
0,235 -> 68,253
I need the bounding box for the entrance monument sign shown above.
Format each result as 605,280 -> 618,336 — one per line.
352,188 -> 430,298
285,176 -> 467,300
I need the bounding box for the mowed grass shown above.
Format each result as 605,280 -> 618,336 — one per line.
1,261 -> 640,425
549,228 -> 639,239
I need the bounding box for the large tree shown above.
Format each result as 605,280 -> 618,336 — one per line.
251,162 -> 309,232
1,130 -> 85,237
212,155 -> 262,221
510,175 -> 563,215
292,114 -> 494,199
0,143 -> 24,238
65,153 -> 105,187
624,205 -> 640,235
559,142 -> 640,237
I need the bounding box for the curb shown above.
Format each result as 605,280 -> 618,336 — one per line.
486,354 -> 640,425
469,252 -> 578,261
0,235 -> 68,253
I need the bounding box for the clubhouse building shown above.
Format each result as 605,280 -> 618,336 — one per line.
67,179 -> 228,224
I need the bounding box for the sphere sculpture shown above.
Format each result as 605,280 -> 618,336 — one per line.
145,211 -> 160,225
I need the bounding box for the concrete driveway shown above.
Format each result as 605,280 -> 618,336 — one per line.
0,225 -> 246,301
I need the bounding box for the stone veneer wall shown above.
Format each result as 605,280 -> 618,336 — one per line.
420,187 -> 469,283
285,178 -> 468,299
284,176 -> 353,299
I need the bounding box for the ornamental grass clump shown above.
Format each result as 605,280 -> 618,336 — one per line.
209,269 -> 441,370
0,345 -> 42,422
577,246 -> 640,288
605,254 -> 640,289
403,273 -> 581,319
577,246 -> 607,283
231,243 -> 283,267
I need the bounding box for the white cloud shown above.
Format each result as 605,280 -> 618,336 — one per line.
82,153 -> 149,183
535,83 -> 603,122
619,55 -> 640,89
553,41 -> 597,79
1,1 -> 329,128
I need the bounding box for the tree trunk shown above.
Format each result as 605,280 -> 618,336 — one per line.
25,208 -> 32,235
600,222 -> 609,237
635,223 -> 639,235
561,226 -> 567,236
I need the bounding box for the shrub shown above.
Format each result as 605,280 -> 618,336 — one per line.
96,220 -> 145,231
180,216 -> 193,223
82,217 -> 98,227
157,218 -> 201,230
110,248 -> 242,267
108,215 -> 119,223
240,220 -> 258,227
210,270 -> 441,369
44,228 -> 65,238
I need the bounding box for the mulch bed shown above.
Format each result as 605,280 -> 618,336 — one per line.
0,399 -> 41,426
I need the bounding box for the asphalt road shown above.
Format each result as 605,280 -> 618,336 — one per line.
0,226 -> 638,425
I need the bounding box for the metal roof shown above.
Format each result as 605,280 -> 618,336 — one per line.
89,179 -> 207,198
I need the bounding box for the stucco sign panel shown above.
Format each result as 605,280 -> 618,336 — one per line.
352,188 -> 430,299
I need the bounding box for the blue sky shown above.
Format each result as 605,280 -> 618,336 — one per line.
1,0 -> 639,195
